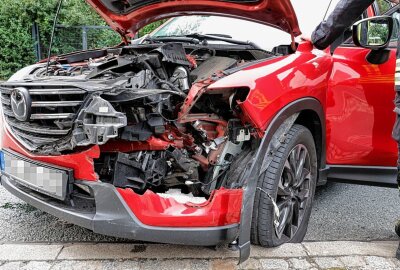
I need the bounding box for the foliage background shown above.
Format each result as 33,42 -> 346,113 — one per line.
0,0 -> 163,80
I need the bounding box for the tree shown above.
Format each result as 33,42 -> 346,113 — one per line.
0,0 -> 156,80
376,0 -> 392,14
0,1 -> 172,80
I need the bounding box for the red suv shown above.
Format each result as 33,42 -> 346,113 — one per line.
0,0 -> 398,263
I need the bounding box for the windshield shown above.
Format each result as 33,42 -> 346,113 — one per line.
151,16 -> 291,51
149,0 -> 338,51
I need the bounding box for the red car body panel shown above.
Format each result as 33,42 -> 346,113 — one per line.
210,42 -> 331,132
324,5 -> 397,167
1,128 -> 100,181
118,188 -> 242,227
326,46 -> 397,166
1,122 -> 243,227
86,0 -> 301,37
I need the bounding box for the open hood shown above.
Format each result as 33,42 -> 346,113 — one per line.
86,0 -> 300,37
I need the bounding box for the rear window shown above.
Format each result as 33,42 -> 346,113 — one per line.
100,0 -> 261,14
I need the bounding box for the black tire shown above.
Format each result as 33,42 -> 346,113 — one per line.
251,124 -> 318,247
395,219 -> 400,237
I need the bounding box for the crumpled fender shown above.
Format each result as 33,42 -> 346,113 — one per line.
208,42 -> 331,133
236,97 -> 325,264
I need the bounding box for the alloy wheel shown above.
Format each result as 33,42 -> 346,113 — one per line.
274,144 -> 312,240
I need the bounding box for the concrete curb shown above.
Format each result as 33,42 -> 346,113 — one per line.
0,241 -> 397,261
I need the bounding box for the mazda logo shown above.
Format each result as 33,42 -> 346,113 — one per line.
10,87 -> 31,122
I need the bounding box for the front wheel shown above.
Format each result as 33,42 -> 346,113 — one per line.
251,124 -> 318,247
395,219 -> 400,237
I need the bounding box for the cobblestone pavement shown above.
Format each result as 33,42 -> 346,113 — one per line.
0,241 -> 399,269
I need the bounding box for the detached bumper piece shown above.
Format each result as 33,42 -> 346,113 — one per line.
1,176 -> 239,246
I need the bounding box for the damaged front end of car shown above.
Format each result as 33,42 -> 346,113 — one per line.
1,41 -> 265,205
0,0 -> 310,264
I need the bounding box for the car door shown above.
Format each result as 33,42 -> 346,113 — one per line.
326,2 -> 399,169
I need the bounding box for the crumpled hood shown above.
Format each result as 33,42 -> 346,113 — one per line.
86,0 -> 300,37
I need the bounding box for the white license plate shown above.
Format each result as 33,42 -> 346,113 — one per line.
3,151 -> 69,200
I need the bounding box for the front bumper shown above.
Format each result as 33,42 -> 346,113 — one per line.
1,175 -> 239,246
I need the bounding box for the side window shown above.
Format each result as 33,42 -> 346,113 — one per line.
375,0 -> 396,15
375,0 -> 399,46
391,10 -> 400,42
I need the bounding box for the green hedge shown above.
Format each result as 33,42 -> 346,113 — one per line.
0,0 -> 158,80
0,0 -> 103,79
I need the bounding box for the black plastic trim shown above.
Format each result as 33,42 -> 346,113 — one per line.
327,165 -> 397,187
352,16 -> 394,51
1,176 -> 239,246
237,97 -> 326,263
366,49 -> 391,65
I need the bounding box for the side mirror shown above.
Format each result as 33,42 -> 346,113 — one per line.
352,16 -> 394,50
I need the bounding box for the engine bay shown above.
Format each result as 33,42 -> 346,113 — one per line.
2,42 -> 277,198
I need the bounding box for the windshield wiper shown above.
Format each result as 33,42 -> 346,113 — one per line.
147,33 -> 261,49
185,33 -> 261,49
145,35 -> 201,44
204,33 -> 232,39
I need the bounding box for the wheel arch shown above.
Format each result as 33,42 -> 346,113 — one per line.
237,97 -> 326,263
295,109 -> 326,184
263,98 -> 327,182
